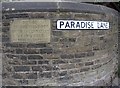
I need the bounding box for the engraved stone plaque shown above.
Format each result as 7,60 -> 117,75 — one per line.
10,19 -> 51,43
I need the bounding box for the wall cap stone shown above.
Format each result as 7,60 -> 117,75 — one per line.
2,2 -> 119,15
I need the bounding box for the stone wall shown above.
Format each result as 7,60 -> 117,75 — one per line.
2,2 -> 118,86
0,2 -> 2,87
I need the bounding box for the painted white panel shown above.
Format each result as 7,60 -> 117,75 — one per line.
57,20 -> 109,29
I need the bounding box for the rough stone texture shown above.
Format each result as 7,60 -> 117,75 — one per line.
0,3 -> 2,87
2,2 -> 118,86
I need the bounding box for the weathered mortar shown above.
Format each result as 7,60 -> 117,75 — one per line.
2,2 -> 118,86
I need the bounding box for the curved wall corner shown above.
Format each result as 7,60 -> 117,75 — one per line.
2,2 -> 119,86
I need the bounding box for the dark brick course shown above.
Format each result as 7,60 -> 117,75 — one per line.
27,73 -> 37,79
32,66 -> 42,72
57,75 -> 72,82
28,55 -> 43,60
60,54 -> 74,59
85,61 -> 94,66
2,26 -> 9,32
16,49 -> 23,54
40,48 -> 53,54
12,73 -> 23,79
20,55 -> 27,60
14,66 -> 30,72
3,48 -> 15,53
91,64 -> 102,70
22,61 -> 37,65
2,22 -> 10,26
75,53 -> 86,58
40,72 -> 52,78
59,71 -> 67,76
24,49 -> 39,54
5,43 -> 19,48
5,13 -> 29,19
2,37 -> 9,42
27,43 -> 47,48
70,59 -> 82,63
38,60 -> 49,64
80,67 -> 90,72
18,80 -> 28,85
52,59 -> 68,64
6,54 -> 19,59
42,65 -> 52,71
86,51 -> 95,57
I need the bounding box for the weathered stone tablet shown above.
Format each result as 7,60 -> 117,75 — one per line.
10,19 -> 51,43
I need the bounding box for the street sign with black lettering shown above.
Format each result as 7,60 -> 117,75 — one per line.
57,20 -> 109,30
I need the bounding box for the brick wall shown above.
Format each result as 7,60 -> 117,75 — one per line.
2,2 -> 118,86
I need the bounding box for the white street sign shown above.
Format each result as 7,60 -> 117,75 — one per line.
57,20 -> 109,29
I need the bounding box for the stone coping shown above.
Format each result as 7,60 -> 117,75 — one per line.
2,2 -> 119,16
